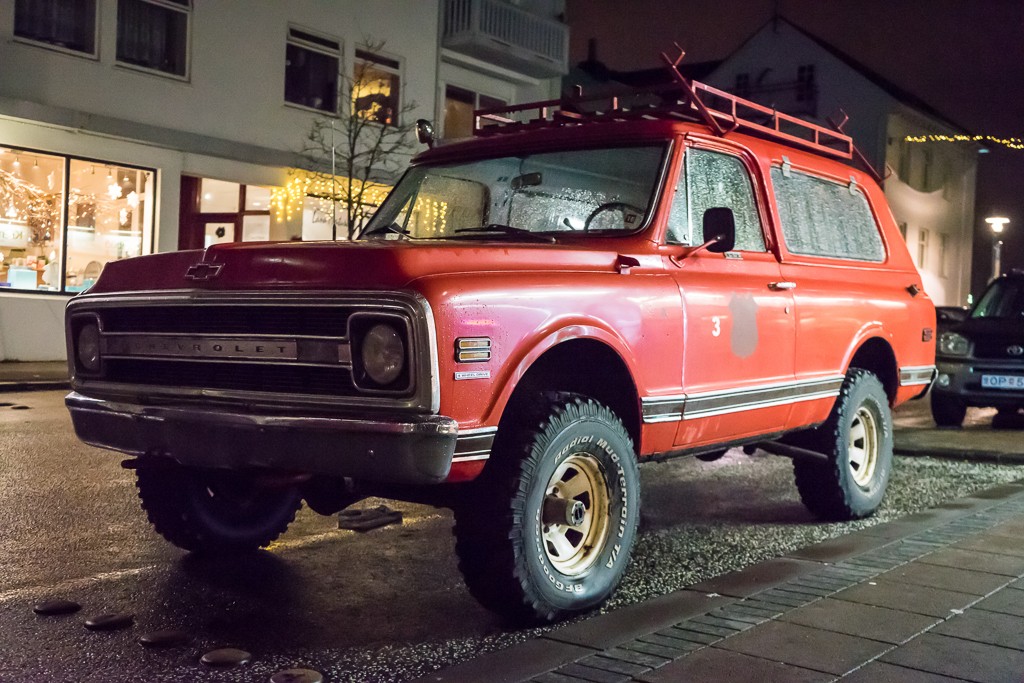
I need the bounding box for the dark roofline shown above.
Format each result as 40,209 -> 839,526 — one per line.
573,54 -> 721,88
736,16 -> 970,134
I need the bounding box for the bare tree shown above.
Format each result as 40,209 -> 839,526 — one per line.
295,40 -> 419,240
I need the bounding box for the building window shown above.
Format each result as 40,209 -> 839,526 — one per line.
14,0 -> 98,56
898,221 -> 908,240
444,85 -> 507,139
796,64 -> 816,102
116,0 -> 191,78
0,146 -> 153,293
734,73 -> 750,98
917,228 -> 929,268
285,27 -> 340,113
354,49 -> 401,125
939,232 -> 949,278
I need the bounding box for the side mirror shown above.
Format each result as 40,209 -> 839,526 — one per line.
415,119 -> 435,148
703,207 -> 736,253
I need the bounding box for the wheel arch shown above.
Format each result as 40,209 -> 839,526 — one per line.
494,337 -> 642,453
847,336 -> 899,402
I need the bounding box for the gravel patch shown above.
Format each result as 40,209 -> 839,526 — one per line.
258,453 -> 1024,682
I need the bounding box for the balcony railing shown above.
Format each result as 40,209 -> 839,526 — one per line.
442,0 -> 569,79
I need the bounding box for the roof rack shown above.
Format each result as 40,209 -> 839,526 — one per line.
473,45 -> 877,175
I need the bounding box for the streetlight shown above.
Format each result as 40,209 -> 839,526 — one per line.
985,216 -> 1009,282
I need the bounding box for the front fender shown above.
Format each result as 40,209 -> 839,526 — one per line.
480,321 -> 643,427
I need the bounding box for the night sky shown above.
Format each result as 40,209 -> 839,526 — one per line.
566,0 -> 1024,297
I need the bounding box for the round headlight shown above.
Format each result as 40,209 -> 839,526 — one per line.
361,323 -> 405,386
77,323 -> 101,372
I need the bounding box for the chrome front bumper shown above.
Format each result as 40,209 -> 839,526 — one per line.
65,392 -> 458,485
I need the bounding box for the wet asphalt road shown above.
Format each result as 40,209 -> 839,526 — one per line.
0,390 -> 1021,682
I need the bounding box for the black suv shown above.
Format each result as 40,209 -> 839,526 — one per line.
932,271 -> 1024,427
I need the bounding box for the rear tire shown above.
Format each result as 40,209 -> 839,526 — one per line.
931,393 -> 966,428
992,407 -> 1024,430
793,369 -> 893,520
136,464 -> 302,553
453,394 -> 640,623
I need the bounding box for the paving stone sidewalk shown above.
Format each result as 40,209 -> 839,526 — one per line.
0,360 -> 68,391
419,482 -> 1024,683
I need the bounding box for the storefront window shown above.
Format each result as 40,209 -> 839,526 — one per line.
0,148 -> 65,291
66,161 -> 152,292
0,146 -> 153,294
178,177 -> 279,249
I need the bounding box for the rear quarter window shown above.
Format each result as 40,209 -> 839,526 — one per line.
771,167 -> 885,262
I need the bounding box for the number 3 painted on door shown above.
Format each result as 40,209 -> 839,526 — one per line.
712,316 -> 722,337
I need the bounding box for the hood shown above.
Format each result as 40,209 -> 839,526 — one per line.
85,239 -> 631,294
954,316 -> 1024,341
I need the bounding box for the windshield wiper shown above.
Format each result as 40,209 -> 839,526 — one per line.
452,224 -> 555,243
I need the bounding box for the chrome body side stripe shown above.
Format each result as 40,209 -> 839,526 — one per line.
452,426 -> 497,463
642,376 -> 844,424
641,395 -> 687,424
899,365 -> 937,386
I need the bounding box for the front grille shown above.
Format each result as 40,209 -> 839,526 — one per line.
67,292 -> 435,411
973,339 -> 1024,360
102,305 -> 351,337
104,359 -> 356,396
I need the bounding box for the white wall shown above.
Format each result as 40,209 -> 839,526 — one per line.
885,109 -> 977,306
0,0 -> 440,158
0,291 -> 67,361
0,113 -> 299,360
0,0 -> 573,360
703,21 -> 891,169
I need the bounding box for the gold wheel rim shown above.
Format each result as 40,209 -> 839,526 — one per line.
541,453 -> 611,577
848,406 -> 879,487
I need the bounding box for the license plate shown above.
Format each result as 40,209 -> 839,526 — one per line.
981,374 -> 1024,390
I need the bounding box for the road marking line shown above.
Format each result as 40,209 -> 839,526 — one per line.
0,513 -> 447,600
0,566 -> 157,604
265,511 -> 446,552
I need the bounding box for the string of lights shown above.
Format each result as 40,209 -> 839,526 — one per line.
904,134 -> 1024,151
270,170 -> 448,234
270,171 -> 393,223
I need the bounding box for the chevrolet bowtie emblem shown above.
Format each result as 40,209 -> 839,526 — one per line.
184,262 -> 224,281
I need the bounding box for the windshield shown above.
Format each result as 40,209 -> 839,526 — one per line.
972,278 -> 1024,320
362,144 -> 667,240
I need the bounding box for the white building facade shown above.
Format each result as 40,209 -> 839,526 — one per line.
0,0 -> 567,360
700,20 -> 977,307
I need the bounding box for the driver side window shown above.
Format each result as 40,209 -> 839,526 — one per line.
667,148 -> 766,251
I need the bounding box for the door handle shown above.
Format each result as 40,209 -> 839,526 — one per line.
769,281 -> 797,290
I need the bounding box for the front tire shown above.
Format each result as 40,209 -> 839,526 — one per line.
793,369 -> 893,520
931,393 -> 967,428
136,464 -> 302,553
453,395 -> 640,623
